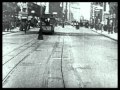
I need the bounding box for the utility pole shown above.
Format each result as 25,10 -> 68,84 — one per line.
69,2 -> 71,22
62,2 -> 64,22
37,2 -> 43,40
40,3 -> 42,18
66,2 -> 68,21
62,2 -> 63,13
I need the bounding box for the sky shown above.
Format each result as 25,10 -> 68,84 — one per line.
71,2 -> 91,21
42,2 -> 91,21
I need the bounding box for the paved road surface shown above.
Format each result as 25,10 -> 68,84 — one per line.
2,26 -> 118,88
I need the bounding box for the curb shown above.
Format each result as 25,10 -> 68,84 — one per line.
2,31 -> 20,35
91,29 -> 117,41
2,32 -> 11,35
2,27 -> 20,35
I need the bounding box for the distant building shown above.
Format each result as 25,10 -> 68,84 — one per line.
17,2 -> 46,19
90,2 -> 109,25
70,12 -> 75,21
90,2 -> 103,23
90,2 -> 118,32
17,2 -> 28,19
109,2 -> 118,32
49,2 -> 63,20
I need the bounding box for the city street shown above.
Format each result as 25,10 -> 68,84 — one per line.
2,25 -> 118,88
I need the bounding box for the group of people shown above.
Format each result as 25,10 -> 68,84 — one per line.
2,15 -> 21,32
70,19 -> 116,34
90,18 -> 117,34
2,16 -> 39,33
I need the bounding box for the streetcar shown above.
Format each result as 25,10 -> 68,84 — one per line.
40,14 -> 55,34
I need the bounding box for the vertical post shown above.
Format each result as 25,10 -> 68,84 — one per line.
69,2 -> 70,22
62,2 -> 63,12
65,2 -> 67,21
38,2 -> 43,40
62,2 -> 64,20
40,3 -> 42,18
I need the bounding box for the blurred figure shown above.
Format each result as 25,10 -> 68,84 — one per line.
101,21 -> 104,32
106,18 -> 110,34
62,22 -> 64,28
19,18 -> 28,34
85,21 -> 89,28
76,22 -> 79,29
109,20 -> 113,34
3,15 -> 11,32
5,21 -> 11,32
37,19 -> 41,28
30,17 -> 38,28
103,18 -> 107,31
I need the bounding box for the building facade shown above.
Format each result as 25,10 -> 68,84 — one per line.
17,2 -> 46,20
90,2 -> 118,32
90,2 -> 103,25
49,2 -> 63,19
109,2 -> 118,32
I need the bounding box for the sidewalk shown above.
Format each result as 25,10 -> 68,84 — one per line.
91,28 -> 118,41
2,27 -> 40,35
2,27 -> 20,35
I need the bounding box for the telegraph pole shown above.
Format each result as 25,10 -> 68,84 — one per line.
66,2 -> 68,21
62,2 -> 63,11
37,2 -> 43,40
69,2 -> 71,22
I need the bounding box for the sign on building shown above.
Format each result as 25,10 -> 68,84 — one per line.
18,11 -> 28,19
19,11 -> 28,17
53,12 -> 57,14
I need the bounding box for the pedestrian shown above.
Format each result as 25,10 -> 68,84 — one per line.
37,18 -> 43,40
2,20 -> 6,32
38,26 -> 43,40
6,21 -> 10,32
101,21 -> 104,32
62,22 -> 64,28
109,20 -> 113,34
35,18 -> 38,27
19,18 -> 28,34
95,17 -> 98,31
103,18 -> 107,31
27,19 -> 31,30
76,22 -> 79,29
107,18 -> 110,34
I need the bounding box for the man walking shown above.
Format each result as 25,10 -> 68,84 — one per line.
109,20 -> 113,34
107,18 -> 110,34
19,18 -> 28,34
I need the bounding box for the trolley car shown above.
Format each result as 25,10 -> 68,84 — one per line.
40,14 -> 55,34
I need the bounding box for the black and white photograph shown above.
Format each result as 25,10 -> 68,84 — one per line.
2,2 -> 118,88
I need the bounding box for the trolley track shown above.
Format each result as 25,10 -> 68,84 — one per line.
41,36 -> 65,88
2,35 -> 50,83
3,39 -> 38,65
3,35 -> 37,57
